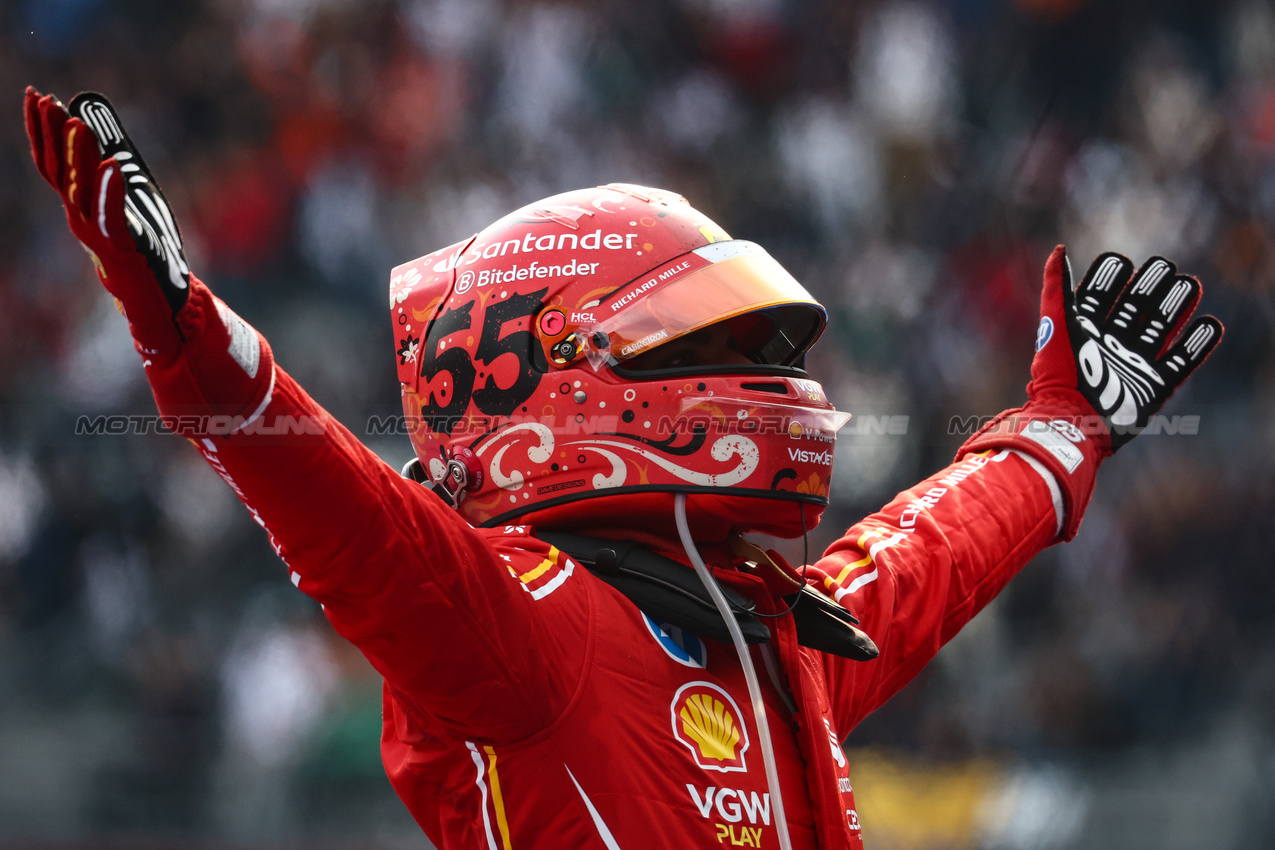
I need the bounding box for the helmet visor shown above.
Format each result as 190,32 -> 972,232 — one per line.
581,241 -> 826,370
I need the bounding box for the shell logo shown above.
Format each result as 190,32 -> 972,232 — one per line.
670,682 -> 750,773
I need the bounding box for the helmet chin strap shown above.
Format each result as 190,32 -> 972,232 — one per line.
674,493 -> 793,850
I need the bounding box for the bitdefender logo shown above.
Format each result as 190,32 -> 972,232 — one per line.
454,259 -> 599,293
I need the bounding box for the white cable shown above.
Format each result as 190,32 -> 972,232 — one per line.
674,493 -> 792,850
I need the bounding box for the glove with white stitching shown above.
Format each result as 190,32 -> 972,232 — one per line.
24,87 -> 273,432
958,246 -> 1223,540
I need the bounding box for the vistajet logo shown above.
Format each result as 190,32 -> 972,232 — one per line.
787,447 -> 832,465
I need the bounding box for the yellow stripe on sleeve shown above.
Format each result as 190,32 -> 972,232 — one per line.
517,546 -> 560,585
483,745 -> 513,850
828,529 -> 888,586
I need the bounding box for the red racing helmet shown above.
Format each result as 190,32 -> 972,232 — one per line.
390,184 -> 846,537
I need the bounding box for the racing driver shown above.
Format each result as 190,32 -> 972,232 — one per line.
25,88 -> 1222,849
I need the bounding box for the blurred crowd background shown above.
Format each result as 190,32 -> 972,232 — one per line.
1,0 -> 1273,847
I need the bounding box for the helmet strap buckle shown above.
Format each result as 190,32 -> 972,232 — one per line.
428,445 -> 484,509
433,458 -> 470,508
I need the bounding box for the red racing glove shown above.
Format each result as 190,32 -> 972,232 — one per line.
959,246 -> 1223,540
25,87 -> 273,433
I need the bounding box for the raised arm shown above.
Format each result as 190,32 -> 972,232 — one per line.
812,448 -> 1058,730
813,246 -> 1223,731
24,88 -> 586,740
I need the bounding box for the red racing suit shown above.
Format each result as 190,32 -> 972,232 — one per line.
175,353 -> 1059,849
24,86 -> 1186,849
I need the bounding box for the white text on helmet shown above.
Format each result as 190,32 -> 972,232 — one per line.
456,260 -> 599,293
620,328 -> 669,356
435,230 -> 639,272
787,447 -> 833,465
610,278 -> 661,312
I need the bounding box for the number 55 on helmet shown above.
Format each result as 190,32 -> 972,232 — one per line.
391,184 -> 847,538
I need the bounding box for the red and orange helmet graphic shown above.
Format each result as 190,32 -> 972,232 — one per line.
391,184 -> 847,533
